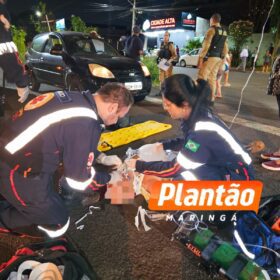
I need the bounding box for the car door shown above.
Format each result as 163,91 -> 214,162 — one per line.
40,35 -> 66,87
28,34 -> 49,82
189,49 -> 199,66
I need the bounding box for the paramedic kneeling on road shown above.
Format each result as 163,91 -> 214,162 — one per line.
0,83 -> 133,238
126,74 -> 254,181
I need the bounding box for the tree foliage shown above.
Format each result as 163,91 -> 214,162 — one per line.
11,25 -> 26,62
229,20 -> 254,53
183,38 -> 202,53
30,1 -> 55,33
70,15 -> 98,34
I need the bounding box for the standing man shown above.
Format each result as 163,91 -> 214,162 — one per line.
0,0 -> 30,104
124,25 -> 143,61
197,13 -> 228,102
157,31 -> 177,86
0,83 -> 133,238
237,46 -> 249,72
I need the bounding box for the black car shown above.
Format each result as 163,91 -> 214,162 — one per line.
25,31 -> 151,101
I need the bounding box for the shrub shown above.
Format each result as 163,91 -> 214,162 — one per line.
183,38 -> 202,53
142,56 -> 159,87
11,25 -> 26,62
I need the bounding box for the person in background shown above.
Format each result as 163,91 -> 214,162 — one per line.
268,43 -> 274,56
216,62 -> 225,98
0,0 -> 30,105
237,46 -> 249,72
262,50 -> 280,171
251,47 -> 258,68
126,74 -> 254,181
262,50 -> 272,73
176,45 -> 180,58
267,50 -> 280,119
223,51 -> 232,87
124,25 -> 143,61
157,31 -> 177,86
197,13 -> 228,102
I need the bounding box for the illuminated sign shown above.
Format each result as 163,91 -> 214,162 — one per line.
56,18 -> 65,31
150,17 -> 176,29
142,19 -> 151,31
181,12 -> 196,30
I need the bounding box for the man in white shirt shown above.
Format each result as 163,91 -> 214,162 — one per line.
237,46 -> 249,72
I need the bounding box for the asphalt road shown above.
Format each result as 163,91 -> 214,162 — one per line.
0,67 -> 279,280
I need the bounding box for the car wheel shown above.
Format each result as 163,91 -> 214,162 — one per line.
134,95 -> 146,102
180,60 -> 186,67
29,72 -> 40,91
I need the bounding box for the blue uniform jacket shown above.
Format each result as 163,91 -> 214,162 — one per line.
0,91 -> 110,190
135,110 -> 254,180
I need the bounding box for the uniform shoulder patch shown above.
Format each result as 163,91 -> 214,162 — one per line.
24,93 -> 54,111
55,91 -> 72,103
185,139 -> 200,152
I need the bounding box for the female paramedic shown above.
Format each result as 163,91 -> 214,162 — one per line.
126,74 -> 254,181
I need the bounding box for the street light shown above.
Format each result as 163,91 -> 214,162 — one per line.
35,10 -> 51,32
35,10 -> 42,17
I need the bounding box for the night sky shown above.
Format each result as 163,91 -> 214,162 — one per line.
7,0 -> 252,27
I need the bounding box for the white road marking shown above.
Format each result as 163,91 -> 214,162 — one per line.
146,97 -> 280,137
218,113 -> 280,137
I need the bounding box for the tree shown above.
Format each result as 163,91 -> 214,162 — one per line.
229,20 -> 254,52
70,15 -> 98,34
11,25 -> 26,62
229,20 -> 254,65
183,38 -> 202,53
30,1 -> 55,33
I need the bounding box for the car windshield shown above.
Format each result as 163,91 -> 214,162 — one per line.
64,35 -> 119,57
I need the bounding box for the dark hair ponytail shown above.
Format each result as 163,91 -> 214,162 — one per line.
187,79 -> 212,128
161,74 -> 211,108
161,74 -> 211,127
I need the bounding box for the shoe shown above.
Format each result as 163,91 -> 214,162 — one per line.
17,87 -> 30,103
215,95 -> 223,98
224,83 -> 231,87
261,152 -> 280,160
262,160 -> 280,171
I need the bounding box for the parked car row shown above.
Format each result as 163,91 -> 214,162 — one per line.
25,31 -> 152,101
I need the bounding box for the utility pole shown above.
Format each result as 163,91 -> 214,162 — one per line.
131,0 -> 136,32
45,14 -> 51,32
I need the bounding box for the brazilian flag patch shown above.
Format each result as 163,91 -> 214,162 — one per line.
185,139 -> 200,152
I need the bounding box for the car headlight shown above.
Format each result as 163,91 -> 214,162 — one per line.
88,64 -> 115,79
140,62 -> 150,77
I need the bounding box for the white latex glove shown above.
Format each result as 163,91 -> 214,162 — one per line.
96,153 -> 122,167
138,143 -> 166,162
109,171 -> 123,185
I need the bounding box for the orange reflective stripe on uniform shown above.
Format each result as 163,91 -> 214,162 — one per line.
143,163 -> 181,177
5,107 -> 98,154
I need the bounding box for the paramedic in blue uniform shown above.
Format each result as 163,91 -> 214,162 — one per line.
0,82 -> 133,238
126,74 -> 254,181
